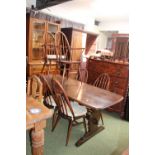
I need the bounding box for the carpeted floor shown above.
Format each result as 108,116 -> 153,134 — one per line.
26,111 -> 129,155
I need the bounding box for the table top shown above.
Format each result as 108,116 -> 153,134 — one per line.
26,96 -> 53,129
54,75 -> 123,110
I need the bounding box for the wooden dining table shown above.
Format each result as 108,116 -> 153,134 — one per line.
26,96 -> 53,155
54,75 -> 124,146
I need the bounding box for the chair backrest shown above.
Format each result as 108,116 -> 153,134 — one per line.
38,74 -> 52,97
52,78 -> 75,118
55,31 -> 71,62
77,68 -> 88,83
44,33 -> 57,60
93,73 -> 110,90
42,75 -> 75,118
27,75 -> 43,102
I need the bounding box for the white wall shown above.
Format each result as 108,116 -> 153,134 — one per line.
99,19 -> 129,33
26,0 -> 36,8
96,19 -> 129,49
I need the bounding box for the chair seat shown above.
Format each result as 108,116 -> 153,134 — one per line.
67,101 -> 87,118
47,54 -> 57,60
47,54 -> 66,60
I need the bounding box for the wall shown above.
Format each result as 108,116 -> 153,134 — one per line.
98,19 -> 129,33
26,0 -> 36,8
97,31 -> 118,50
96,19 -> 129,50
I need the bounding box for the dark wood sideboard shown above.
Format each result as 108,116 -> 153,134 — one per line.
87,58 -> 129,117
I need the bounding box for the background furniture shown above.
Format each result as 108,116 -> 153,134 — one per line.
61,28 -> 98,70
55,31 -> 81,81
27,75 -> 43,103
111,34 -> 129,61
26,96 -> 53,155
41,33 -> 57,74
87,58 -> 129,118
26,16 -> 60,76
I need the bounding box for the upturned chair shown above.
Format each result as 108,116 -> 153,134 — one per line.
93,73 -> 110,124
43,76 -> 87,146
27,75 -> 43,103
55,31 -> 81,83
41,33 -> 58,74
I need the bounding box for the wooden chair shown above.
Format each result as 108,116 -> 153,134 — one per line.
27,75 -> 43,103
93,73 -> 110,124
55,31 -> 81,83
41,33 -> 58,74
43,76 -> 87,146
76,68 -> 88,83
93,73 -> 110,90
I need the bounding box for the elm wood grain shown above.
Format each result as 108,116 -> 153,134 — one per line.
54,75 -> 123,110
26,96 -> 53,155
54,75 -> 123,146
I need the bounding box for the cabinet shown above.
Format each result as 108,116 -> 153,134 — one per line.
87,58 -> 129,117
111,34 -> 129,61
27,16 -> 60,76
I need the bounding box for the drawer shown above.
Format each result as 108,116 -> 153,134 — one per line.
110,76 -> 128,89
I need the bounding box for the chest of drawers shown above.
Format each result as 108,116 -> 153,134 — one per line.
87,58 -> 129,117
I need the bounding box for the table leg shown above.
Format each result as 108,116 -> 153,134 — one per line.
75,109 -> 105,146
31,128 -> 44,155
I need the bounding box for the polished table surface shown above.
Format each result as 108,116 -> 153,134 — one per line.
55,75 -> 123,110
26,96 -> 53,155
54,75 -> 124,146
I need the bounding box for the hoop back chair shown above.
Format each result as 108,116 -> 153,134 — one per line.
43,76 -> 87,146
55,31 -> 80,83
93,73 -> 110,124
93,73 -> 110,90
27,75 -> 43,103
41,33 -> 58,74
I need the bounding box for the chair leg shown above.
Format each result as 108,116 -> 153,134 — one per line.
62,65 -> 66,84
83,117 -> 87,133
52,112 -> 61,132
66,120 -> 73,146
51,108 -> 58,131
100,112 -> 104,125
41,61 -> 46,73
